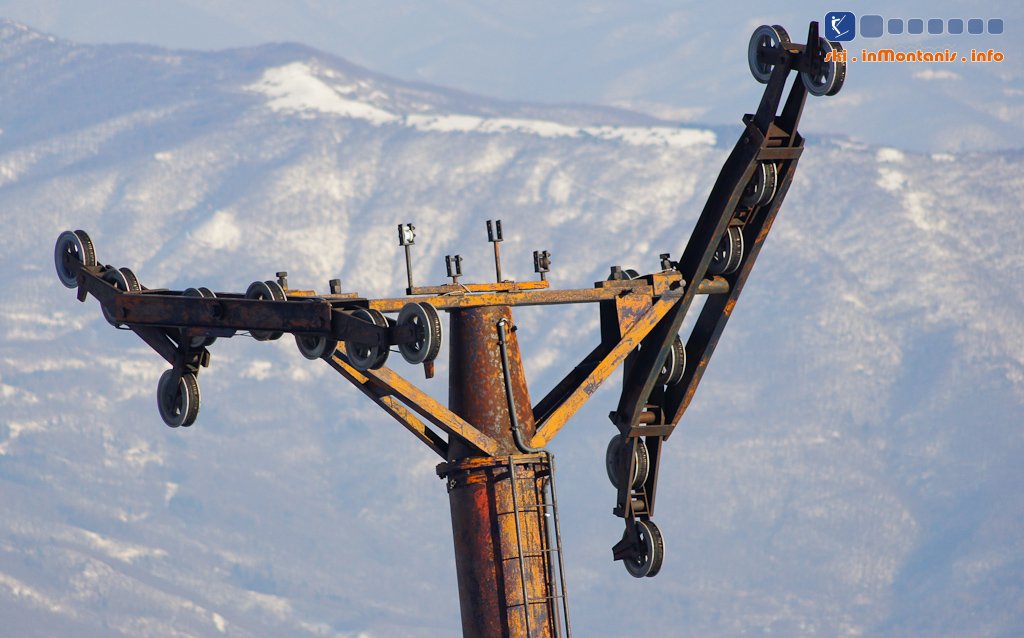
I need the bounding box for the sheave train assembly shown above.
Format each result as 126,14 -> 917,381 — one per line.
55,24 -> 845,637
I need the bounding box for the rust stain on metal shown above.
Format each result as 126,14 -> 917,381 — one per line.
448,307 -> 533,457
327,351 -> 448,459
329,348 -> 499,457
614,293 -> 651,334
444,307 -> 560,637
369,285 -> 651,313
115,294 -> 333,331
442,456 -> 557,637
531,291 -> 681,448
409,280 -> 550,295
697,277 -> 730,295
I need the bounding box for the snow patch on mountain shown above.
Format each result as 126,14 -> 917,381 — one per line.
78,529 -> 167,564
248,61 -> 716,148
189,210 -> 243,251
250,62 -> 400,124
0,419 -> 44,455
0,572 -> 66,614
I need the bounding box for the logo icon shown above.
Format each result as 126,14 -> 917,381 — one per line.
825,12 -> 856,41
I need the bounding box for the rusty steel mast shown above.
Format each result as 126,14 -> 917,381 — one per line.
54,24 -> 845,637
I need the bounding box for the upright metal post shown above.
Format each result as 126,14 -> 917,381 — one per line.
488,220 -> 504,283
441,306 -> 558,637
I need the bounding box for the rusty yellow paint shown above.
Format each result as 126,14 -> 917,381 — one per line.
440,454 -> 560,636
409,280 -> 550,295
327,354 -> 448,458
288,289 -> 360,299
250,275 -> 724,317
698,277 -> 730,295
368,285 -> 654,313
677,354 -> 715,415
530,291 -> 683,448
649,271 -> 682,296
377,396 -> 448,458
329,347 -> 500,456
615,292 -> 651,334
437,453 -> 548,476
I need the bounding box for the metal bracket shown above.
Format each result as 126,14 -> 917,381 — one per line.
533,250 -> 551,281
445,254 -> 463,284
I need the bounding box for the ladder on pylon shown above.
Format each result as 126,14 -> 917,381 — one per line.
507,454 -> 572,637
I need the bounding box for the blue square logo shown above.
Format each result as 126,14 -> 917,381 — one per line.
825,12 -> 856,41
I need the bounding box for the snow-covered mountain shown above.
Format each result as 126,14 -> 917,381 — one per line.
2,0 -> 1022,153
1,19 -> 1022,637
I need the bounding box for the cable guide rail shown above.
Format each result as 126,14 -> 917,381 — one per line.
55,22 -> 843,595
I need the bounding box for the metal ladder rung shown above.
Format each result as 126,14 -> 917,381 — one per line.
507,454 -> 572,637
504,507 -> 556,522
515,595 -> 567,608
520,548 -> 558,557
527,594 -> 566,603
497,504 -> 554,516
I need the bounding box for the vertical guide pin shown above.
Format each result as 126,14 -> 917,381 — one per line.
398,223 -> 416,293
487,220 -> 504,283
